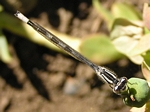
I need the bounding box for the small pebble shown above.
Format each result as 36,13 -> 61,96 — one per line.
63,77 -> 85,95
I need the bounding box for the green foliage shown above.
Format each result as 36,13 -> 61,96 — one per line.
80,34 -> 123,64
0,5 -> 12,63
92,0 -> 114,29
93,1 -> 150,109
0,1 -> 150,109
93,1 -> 141,30
111,18 -> 150,65
0,30 -> 12,63
142,51 -> 150,73
111,3 -> 142,20
123,78 -> 150,107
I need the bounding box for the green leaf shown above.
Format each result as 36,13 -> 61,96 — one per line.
0,5 -> 3,12
142,50 -> 150,68
142,61 -> 150,82
141,51 -> 150,81
111,19 -> 144,64
92,0 -> 114,29
0,30 -> 12,63
112,3 -> 142,21
130,34 -> 150,56
111,18 -> 143,39
80,34 -> 123,64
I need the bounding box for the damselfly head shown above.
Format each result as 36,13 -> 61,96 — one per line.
113,77 -> 128,95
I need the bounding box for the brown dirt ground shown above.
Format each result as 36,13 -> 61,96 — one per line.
0,0 -> 149,112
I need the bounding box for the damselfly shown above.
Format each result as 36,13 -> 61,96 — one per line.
14,11 -> 128,95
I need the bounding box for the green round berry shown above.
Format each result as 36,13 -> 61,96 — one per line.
123,78 -> 150,107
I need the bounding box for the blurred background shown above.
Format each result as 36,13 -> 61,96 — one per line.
0,0 -> 149,112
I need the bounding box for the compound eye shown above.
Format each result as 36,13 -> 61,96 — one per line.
113,84 -> 127,94
113,77 -> 128,95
